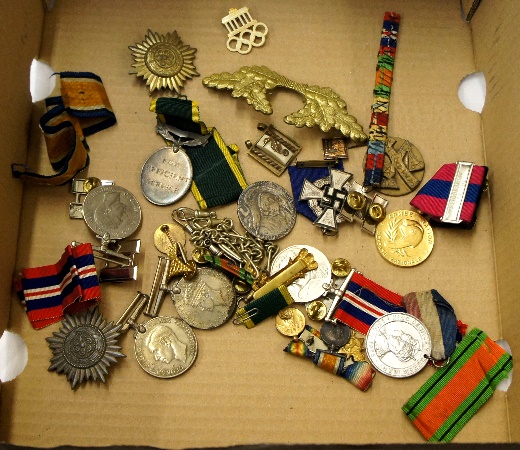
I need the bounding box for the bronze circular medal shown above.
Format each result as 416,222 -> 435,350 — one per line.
375,210 -> 434,267
331,258 -> 351,278
362,137 -> 425,196
305,300 -> 327,321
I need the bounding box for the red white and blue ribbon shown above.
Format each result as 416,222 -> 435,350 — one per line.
14,243 -> 101,329
333,271 -> 405,335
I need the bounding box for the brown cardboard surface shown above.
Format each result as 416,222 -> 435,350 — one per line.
470,0 -> 520,442
0,0 -> 513,447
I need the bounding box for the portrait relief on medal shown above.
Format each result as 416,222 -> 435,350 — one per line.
134,317 -> 197,378
374,327 -> 420,363
238,181 -> 296,241
146,324 -> 187,365
94,191 -> 128,231
172,267 -> 236,329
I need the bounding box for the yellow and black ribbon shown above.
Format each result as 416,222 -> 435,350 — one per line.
12,72 -> 116,185
151,97 -> 248,209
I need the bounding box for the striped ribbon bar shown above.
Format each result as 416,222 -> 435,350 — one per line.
14,243 -> 101,329
333,271 -> 405,335
283,326 -> 375,391
363,12 -> 400,187
151,97 -> 248,209
204,253 -> 255,284
403,328 -> 513,442
12,72 -> 116,185
402,289 -> 460,361
409,162 -> 488,229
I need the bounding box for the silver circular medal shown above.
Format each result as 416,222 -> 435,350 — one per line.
170,267 -> 236,329
366,312 -> 432,378
134,316 -> 197,378
320,321 -> 352,349
270,245 -> 331,302
140,146 -> 193,205
83,185 -> 142,239
237,181 -> 296,240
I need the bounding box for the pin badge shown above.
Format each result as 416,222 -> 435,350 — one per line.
46,307 -> 125,389
222,7 -> 268,55
245,123 -> 301,176
129,29 -> 199,94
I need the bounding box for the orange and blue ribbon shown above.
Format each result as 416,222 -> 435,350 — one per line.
12,72 -> 116,185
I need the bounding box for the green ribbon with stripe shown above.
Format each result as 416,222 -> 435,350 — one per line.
151,97 -> 248,209
402,328 -> 513,442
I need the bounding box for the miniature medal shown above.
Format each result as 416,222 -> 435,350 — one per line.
365,312 -> 432,378
270,245 -> 331,303
375,210 -> 434,267
134,316 -> 197,378
129,29 -> 199,94
320,321 -> 352,350
170,267 -> 236,329
46,307 -> 125,389
362,137 -> 425,196
275,307 -> 306,337
82,185 -> 142,240
237,181 -> 296,240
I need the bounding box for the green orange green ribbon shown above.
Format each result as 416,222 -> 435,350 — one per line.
403,328 -> 512,442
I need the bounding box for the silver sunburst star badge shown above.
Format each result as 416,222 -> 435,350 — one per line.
46,307 -> 125,389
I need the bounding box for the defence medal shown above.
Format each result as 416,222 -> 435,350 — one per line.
129,29 -> 199,94
46,307 -> 125,389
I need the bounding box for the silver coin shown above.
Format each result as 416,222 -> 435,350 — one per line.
170,267 -> 236,329
237,181 -> 296,240
83,185 -> 141,239
320,321 -> 352,348
365,312 -> 432,378
134,316 -> 197,378
141,147 -> 193,205
270,245 -> 331,302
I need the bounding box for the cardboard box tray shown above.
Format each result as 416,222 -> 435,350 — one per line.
1,0 -> 518,447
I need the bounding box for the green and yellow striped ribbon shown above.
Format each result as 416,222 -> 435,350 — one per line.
151,97 -> 248,209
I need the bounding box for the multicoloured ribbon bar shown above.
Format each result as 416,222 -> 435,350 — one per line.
13,243 -> 101,329
283,326 -> 375,391
409,162 -> 488,229
333,271 -> 405,335
204,253 -> 255,284
12,72 -> 116,185
151,97 -> 248,209
403,328 -> 513,442
363,12 -> 400,187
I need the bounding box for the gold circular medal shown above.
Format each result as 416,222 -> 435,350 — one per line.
375,210 -> 434,267
83,177 -> 101,193
305,300 -> 327,321
331,258 -> 352,278
153,223 -> 186,253
275,307 -> 306,337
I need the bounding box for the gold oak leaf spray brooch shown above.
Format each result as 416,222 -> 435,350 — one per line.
203,65 -> 367,143
129,30 -> 199,94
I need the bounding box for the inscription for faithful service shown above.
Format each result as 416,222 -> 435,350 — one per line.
140,147 -> 193,206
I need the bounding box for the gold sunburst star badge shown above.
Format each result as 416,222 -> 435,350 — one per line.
129,29 -> 199,94
46,307 -> 125,389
